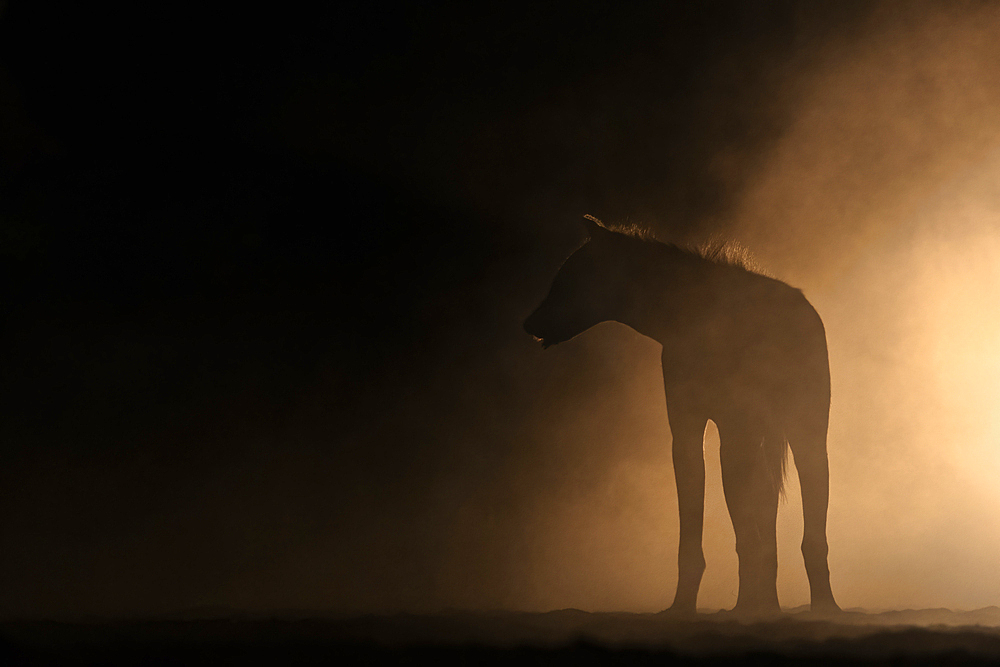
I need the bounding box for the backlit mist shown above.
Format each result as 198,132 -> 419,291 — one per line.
417,1 -> 1000,614
5,1 -> 1000,621
430,1 -> 1000,614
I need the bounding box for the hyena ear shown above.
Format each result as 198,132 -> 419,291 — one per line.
583,214 -> 612,242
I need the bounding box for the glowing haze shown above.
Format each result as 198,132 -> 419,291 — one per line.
729,1 -> 1000,611
9,1 -> 1000,620
466,2 -> 1000,613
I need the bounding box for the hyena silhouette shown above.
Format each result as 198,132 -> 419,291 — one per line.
524,217 -> 838,616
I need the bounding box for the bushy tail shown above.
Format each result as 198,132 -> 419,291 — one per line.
762,431 -> 790,500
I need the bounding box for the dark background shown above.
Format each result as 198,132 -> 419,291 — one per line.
0,0 -> 953,618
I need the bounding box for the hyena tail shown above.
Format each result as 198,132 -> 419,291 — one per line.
769,432 -> 791,500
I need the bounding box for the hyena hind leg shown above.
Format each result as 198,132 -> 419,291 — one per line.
787,416 -> 839,613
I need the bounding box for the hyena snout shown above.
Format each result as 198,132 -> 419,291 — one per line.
523,312 -> 541,338
523,310 -> 549,344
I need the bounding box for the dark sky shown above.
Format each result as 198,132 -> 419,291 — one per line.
8,1 -> 995,617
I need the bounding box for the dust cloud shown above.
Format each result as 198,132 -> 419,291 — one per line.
724,0 -> 1000,611
449,1 -> 1000,614
8,2 -> 1000,622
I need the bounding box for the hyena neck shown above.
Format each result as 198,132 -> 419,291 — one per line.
606,246 -> 717,345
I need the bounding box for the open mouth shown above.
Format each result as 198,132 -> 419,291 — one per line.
531,335 -> 552,349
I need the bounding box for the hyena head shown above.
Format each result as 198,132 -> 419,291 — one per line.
524,218 -> 633,348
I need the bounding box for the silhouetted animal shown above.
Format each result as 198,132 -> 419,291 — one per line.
524,217 -> 839,617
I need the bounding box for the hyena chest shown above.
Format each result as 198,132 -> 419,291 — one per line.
660,307 -> 788,390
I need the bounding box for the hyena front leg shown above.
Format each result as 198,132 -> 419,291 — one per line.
664,392 -> 708,614
718,418 -> 781,616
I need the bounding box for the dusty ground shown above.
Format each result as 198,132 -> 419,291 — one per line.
5,607 -> 1000,665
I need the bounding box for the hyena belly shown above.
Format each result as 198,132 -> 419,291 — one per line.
661,282 -> 826,429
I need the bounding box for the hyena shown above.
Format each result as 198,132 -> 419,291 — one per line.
524,216 -> 838,616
